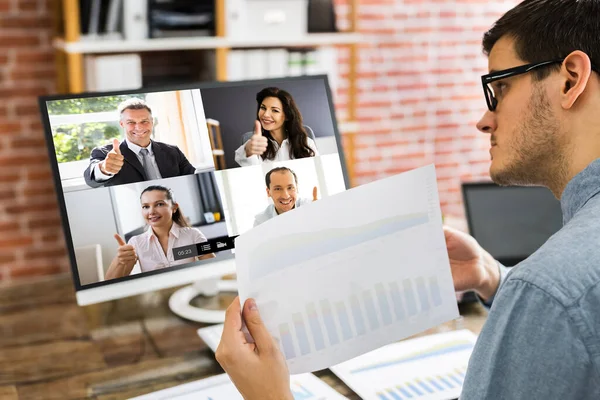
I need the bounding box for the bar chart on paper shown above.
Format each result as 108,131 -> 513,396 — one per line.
235,165 -> 460,374
276,275 -> 446,361
330,330 -> 478,400
131,372 -> 348,400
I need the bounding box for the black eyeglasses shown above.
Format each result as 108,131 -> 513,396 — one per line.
481,59 -> 565,111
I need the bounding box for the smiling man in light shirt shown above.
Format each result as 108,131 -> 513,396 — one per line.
253,167 -> 318,227
83,98 -> 197,188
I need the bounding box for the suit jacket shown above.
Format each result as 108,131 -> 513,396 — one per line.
83,140 -> 196,188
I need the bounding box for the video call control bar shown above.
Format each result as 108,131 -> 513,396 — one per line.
172,235 -> 238,261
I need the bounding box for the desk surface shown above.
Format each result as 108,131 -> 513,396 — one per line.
0,274 -> 488,399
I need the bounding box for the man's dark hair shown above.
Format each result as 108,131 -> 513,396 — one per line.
118,98 -> 152,115
482,0 -> 600,80
265,167 -> 298,188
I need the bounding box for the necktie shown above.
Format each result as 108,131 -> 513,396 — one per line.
139,148 -> 160,181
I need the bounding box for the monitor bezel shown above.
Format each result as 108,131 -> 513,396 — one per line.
38,75 -> 351,301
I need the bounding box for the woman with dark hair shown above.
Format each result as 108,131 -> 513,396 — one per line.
105,185 -> 214,280
234,87 -> 319,166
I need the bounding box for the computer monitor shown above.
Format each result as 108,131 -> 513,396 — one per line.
462,182 -> 563,267
39,75 -> 350,321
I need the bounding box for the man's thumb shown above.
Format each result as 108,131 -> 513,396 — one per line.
114,233 -> 126,246
112,138 -> 122,154
312,186 -> 318,201
242,299 -> 274,351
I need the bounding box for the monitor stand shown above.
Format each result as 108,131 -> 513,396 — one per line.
168,276 -> 238,323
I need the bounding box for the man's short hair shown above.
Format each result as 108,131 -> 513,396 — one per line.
118,98 -> 152,116
265,167 -> 298,188
482,0 -> 600,81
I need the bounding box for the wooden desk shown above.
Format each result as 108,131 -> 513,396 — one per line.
0,274 -> 488,399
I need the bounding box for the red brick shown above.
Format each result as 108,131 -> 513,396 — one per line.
27,215 -> 62,229
9,264 -> 64,279
0,154 -> 48,167
0,16 -> 52,29
14,103 -> 41,117
0,34 -> 41,48
0,252 -> 16,264
25,168 -> 53,181
9,137 -> 46,150
0,236 -> 34,248
0,86 -> 49,98
14,49 -> 54,64
10,68 -> 56,81
0,122 -> 21,134
4,202 -> 54,214
17,0 -> 39,12
23,247 -> 66,260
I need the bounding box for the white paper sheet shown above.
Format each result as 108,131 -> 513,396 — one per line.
131,372 -> 348,400
330,329 -> 478,400
235,164 -> 460,374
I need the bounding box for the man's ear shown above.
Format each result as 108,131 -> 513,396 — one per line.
266,187 -> 271,198
560,50 -> 593,110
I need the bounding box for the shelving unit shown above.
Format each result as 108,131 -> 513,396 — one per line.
52,0 -> 360,185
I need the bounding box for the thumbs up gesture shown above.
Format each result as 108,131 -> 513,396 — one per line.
114,233 -> 137,268
105,234 -> 138,280
99,138 -> 125,175
244,120 -> 269,157
312,186 -> 319,202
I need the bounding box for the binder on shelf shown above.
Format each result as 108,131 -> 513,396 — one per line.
266,49 -> 288,78
123,0 -> 148,40
245,49 -> 267,80
85,54 -> 143,92
227,50 -> 246,81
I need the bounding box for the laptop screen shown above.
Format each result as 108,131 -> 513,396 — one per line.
462,183 -> 563,266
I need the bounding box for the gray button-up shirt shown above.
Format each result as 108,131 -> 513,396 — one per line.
461,158 -> 600,399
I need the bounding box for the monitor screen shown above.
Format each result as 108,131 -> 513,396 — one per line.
462,183 -> 563,266
39,76 -> 349,304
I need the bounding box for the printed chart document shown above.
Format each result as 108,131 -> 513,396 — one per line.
330,330 -> 478,400
131,372 -> 347,400
235,164 -> 460,374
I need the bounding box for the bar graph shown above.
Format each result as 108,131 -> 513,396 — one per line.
375,369 -> 467,400
306,303 -> 325,351
277,275 -> 446,361
279,322 -> 296,359
415,277 -> 430,312
375,283 -> 393,325
330,330 -> 477,400
349,294 -> 367,336
362,289 -> 380,330
293,313 -> 311,356
403,279 -> 418,316
334,301 -> 354,341
320,299 -> 339,346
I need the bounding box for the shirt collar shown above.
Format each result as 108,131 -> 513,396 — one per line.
561,158 -> 600,224
125,138 -> 153,156
143,222 -> 182,241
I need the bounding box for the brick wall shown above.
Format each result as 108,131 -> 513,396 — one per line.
334,0 -> 520,219
0,0 -> 520,281
0,0 -> 69,281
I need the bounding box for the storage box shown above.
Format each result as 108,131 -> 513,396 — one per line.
226,0 -> 308,40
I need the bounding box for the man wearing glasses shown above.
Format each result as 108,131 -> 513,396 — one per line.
214,0 -> 600,398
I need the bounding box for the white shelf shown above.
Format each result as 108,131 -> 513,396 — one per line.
54,33 -> 361,54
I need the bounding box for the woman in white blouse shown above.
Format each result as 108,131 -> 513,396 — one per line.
234,87 -> 319,166
104,185 -> 215,280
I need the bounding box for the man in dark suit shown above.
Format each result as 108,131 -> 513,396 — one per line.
83,98 -> 197,188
